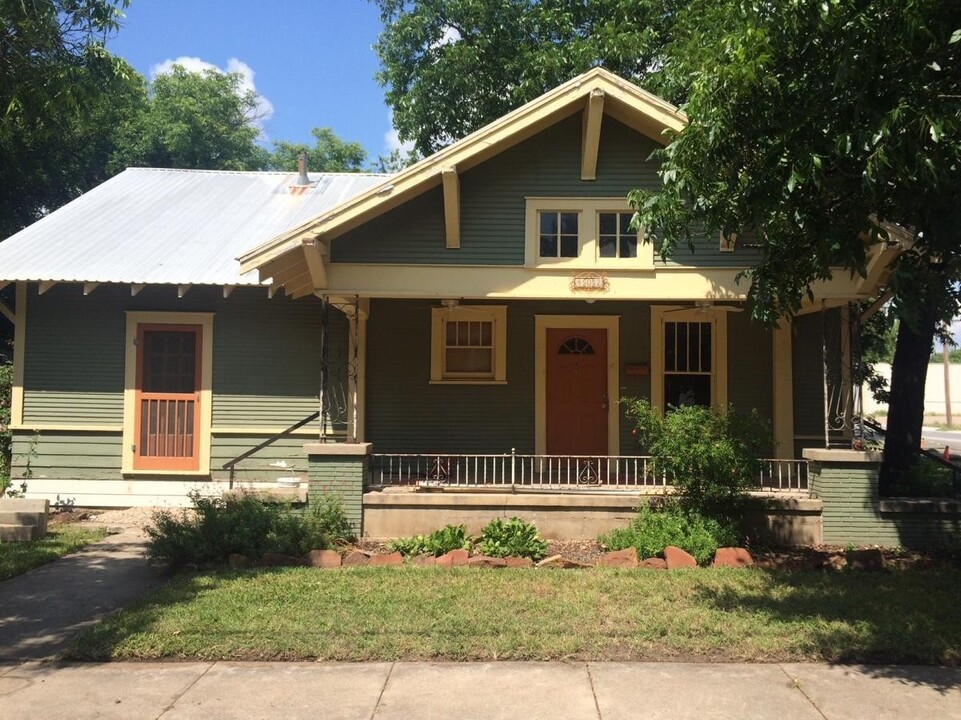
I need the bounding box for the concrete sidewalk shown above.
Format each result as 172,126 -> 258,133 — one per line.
0,530 -> 161,660
0,661 -> 958,719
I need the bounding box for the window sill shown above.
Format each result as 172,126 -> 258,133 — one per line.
429,380 -> 509,386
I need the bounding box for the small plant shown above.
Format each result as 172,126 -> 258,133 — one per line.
388,524 -> 472,557
599,505 -> 737,565
478,517 -> 548,561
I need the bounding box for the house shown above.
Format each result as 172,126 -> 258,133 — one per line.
0,68 -> 895,512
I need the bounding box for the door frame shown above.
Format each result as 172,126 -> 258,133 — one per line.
534,315 -> 619,456
122,311 -> 214,475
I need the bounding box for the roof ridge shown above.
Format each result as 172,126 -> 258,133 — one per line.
123,167 -> 390,178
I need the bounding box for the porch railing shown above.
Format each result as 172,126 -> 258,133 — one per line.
368,452 -> 808,493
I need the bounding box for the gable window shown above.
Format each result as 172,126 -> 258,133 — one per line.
430,305 -> 507,383
526,198 -> 653,269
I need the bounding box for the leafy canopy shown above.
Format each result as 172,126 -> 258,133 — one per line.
269,127 -> 368,173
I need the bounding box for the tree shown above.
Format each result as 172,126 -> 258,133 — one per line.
630,0 -> 961,490
110,65 -> 269,172
268,127 -> 368,173
372,147 -> 421,174
372,0 -> 691,154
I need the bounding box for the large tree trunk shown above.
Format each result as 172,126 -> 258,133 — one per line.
879,296 -> 939,495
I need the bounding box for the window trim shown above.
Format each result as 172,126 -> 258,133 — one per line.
430,305 -> 507,384
650,306 -> 727,413
525,197 -> 655,270
122,311 -> 214,475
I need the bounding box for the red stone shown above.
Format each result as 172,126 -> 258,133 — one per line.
846,548 -> 885,572
712,547 -> 754,568
308,549 -> 342,568
536,554 -> 593,569
411,555 -> 437,567
260,552 -> 308,568
596,548 -> 639,568
342,550 -> 371,567
638,557 -> 668,569
369,551 -> 404,567
436,549 -> 469,567
467,555 -> 508,568
663,546 -> 698,569
505,556 -> 534,568
228,553 -> 250,570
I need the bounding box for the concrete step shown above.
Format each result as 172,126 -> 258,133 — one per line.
0,524 -> 40,542
0,510 -> 46,526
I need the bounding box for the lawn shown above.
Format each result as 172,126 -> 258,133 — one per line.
0,525 -> 108,581
68,566 -> 961,664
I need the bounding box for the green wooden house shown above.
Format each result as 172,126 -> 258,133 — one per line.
0,69 -> 897,507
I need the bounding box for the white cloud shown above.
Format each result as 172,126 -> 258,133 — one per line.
150,56 -> 274,133
433,25 -> 461,48
384,110 -> 416,154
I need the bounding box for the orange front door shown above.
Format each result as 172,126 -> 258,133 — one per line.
133,324 -> 202,471
546,328 -> 608,455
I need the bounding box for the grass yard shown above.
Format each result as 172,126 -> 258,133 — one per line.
0,525 -> 108,581
68,566 -> 961,665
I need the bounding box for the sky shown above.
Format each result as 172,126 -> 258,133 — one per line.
106,0 -> 407,164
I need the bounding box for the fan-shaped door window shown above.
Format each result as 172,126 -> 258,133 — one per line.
558,337 -> 595,355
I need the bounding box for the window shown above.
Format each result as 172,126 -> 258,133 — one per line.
650,306 -> 727,412
430,305 -> 507,383
525,198 -> 654,269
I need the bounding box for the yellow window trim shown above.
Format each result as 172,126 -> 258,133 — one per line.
11,283 -> 26,426
122,311 -> 214,475
534,314 -> 620,456
524,197 -> 655,270
430,305 -> 507,383
650,306 -> 728,413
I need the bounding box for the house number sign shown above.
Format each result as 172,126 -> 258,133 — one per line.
569,271 -> 610,294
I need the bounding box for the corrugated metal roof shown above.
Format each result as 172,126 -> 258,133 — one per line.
0,168 -> 388,286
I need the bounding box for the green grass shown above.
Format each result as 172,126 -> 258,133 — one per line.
0,525 -> 108,581
67,566 -> 961,665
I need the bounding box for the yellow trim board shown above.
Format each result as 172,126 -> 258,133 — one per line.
10,424 -> 122,433
11,283 -> 25,426
650,306 -> 728,412
122,311 -> 214,475
534,315 -> 620,456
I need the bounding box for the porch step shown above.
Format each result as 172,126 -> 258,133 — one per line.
0,524 -> 39,542
0,510 -> 46,526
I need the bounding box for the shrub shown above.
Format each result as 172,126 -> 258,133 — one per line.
146,492 -> 354,569
388,524 -> 472,557
478,517 -> 548,560
623,398 -> 772,528
599,505 -> 737,565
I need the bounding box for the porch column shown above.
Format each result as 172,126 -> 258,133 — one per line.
348,299 -> 369,443
305,442 -> 371,535
772,320 -> 795,458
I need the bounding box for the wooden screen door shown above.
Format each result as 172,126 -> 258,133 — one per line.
133,324 -> 202,471
546,328 -> 608,455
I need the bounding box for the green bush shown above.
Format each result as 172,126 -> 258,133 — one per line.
388,524 -> 472,557
0,361 -> 11,495
478,517 -> 549,560
623,398 -> 771,528
599,505 -> 737,565
146,492 -> 355,569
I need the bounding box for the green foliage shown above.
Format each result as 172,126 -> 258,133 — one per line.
624,398 -> 770,527
372,0 -> 691,154
0,359 -> 10,493
478,517 -> 548,560
889,458 -> 959,499
146,493 -> 354,570
372,147 -> 421,174
600,505 -> 737,565
388,524 -> 472,557
268,127 -> 367,173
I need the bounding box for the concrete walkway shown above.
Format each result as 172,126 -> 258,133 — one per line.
0,530 -> 161,660
0,660 -> 959,719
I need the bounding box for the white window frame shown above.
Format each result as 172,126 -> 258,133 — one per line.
430,305 -> 507,384
650,306 -> 728,412
525,197 -> 655,270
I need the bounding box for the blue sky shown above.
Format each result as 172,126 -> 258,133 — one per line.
107,0 -> 403,164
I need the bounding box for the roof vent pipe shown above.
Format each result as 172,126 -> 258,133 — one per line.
295,152 -> 310,186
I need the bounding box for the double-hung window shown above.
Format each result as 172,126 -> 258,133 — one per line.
430,305 -> 507,383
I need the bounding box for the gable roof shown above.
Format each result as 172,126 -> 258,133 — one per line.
0,167 -> 388,286
238,67 -> 686,277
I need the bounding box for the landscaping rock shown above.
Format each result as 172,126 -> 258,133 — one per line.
436,548 -> 469,567
260,552 -> 308,568
505,556 -> 534,568
467,555 -> 508,568
712,547 -> 754,568
536,555 -> 593,569
308,549 -> 342,568
846,548 -> 886,572
342,550 -> 371,567
369,551 -> 404,567
596,548 -> 639,568
638,557 -> 668,570
227,553 -> 251,570
411,555 -> 437,567
823,553 -> 847,571
664,546 -> 698,569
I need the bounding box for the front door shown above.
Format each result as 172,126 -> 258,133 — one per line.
133,324 -> 202,471
546,328 -> 608,455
